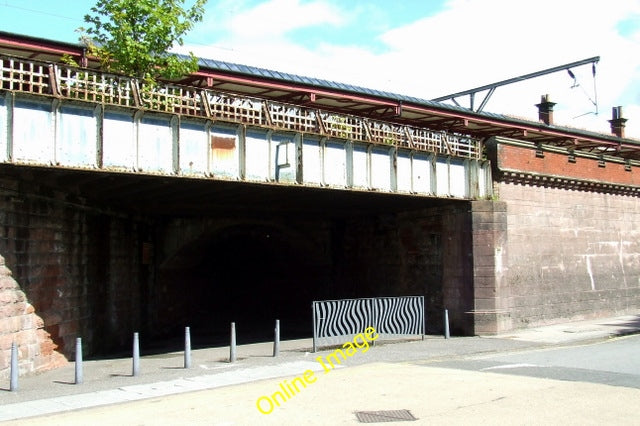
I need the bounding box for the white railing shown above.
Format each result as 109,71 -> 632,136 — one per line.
312,296 -> 425,351
0,54 -> 482,159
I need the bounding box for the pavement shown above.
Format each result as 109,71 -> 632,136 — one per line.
1,313 -> 639,424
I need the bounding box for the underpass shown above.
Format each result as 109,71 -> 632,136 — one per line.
0,51 -> 490,360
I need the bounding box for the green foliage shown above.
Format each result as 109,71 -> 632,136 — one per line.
60,53 -> 80,67
82,0 -> 207,82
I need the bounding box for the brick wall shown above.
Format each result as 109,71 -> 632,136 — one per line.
0,173 -> 149,377
496,142 -> 640,187
334,204 -> 475,334
336,210 -> 446,332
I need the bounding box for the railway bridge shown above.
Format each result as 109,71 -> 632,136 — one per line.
1,32 -> 639,376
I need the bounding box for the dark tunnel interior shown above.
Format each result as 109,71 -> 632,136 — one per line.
153,223 -> 331,349
1,165 -> 452,357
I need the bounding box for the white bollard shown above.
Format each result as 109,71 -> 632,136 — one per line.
184,327 -> 191,369
10,342 -> 18,391
273,319 -> 280,357
444,309 -> 450,339
132,332 -> 140,376
75,337 -> 83,384
230,322 -> 237,363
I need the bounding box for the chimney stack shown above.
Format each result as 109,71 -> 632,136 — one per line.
536,94 -> 556,125
609,106 -> 627,138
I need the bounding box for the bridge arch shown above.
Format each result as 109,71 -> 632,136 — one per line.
153,220 -> 330,343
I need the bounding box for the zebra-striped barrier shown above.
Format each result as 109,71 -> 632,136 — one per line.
312,296 -> 425,352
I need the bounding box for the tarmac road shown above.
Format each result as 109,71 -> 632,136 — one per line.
427,333 -> 640,389
3,360 -> 640,425
1,314 -> 639,425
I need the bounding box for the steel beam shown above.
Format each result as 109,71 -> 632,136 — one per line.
432,57 -> 600,112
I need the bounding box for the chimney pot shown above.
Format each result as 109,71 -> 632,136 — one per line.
536,94 -> 556,125
609,106 -> 627,138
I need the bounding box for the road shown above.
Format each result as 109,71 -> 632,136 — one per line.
425,334 -> 640,389
4,334 -> 639,425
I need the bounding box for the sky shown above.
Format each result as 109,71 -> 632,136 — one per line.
1,0 -> 639,138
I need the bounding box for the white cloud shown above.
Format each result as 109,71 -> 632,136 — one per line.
226,0 -> 344,40
179,0 -> 640,138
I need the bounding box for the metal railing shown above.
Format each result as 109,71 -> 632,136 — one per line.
1,54 -> 482,159
312,296 -> 425,352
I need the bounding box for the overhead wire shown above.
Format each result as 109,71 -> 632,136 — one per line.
568,61 -> 599,118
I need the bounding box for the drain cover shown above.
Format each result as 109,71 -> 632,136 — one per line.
355,409 -> 418,423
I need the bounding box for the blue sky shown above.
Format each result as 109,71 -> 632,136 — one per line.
1,0 -> 639,138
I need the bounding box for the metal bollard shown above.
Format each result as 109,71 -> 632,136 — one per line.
184,327 -> 191,369
75,337 -> 83,384
273,319 -> 280,357
444,309 -> 450,339
230,322 -> 237,363
132,332 -> 140,377
10,342 -> 18,392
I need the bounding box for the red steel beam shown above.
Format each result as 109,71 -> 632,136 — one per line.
0,34 -> 83,58
193,69 -> 640,155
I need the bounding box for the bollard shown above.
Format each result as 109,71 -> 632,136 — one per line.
132,332 -> 140,377
10,342 -> 18,392
444,309 -> 450,339
184,327 -> 191,369
230,322 -> 237,363
75,337 -> 83,384
273,319 -> 280,357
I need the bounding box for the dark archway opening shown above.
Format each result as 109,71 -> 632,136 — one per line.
153,223 -> 328,349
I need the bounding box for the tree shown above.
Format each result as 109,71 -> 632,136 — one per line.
82,0 -> 207,83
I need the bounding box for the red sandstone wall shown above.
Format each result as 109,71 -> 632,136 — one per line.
0,175 -> 149,377
499,181 -> 640,328
468,201 -> 510,334
0,255 -> 66,379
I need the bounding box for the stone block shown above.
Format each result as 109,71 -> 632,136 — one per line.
0,276 -> 17,291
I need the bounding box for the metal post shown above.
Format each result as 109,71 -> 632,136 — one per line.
421,296 -> 426,341
444,309 -> 450,339
184,327 -> 191,369
10,342 -> 18,392
230,322 -> 237,363
273,319 -> 280,357
75,337 -> 83,384
132,332 -> 140,377
312,302 -> 317,353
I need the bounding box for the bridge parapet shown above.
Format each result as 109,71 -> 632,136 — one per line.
1,54 -> 481,159
1,54 -> 491,199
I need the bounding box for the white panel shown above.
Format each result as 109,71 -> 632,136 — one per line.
271,133 -> 296,183
0,96 -> 6,162
325,141 -> 347,187
352,144 -> 368,188
412,154 -> 431,194
12,100 -> 53,164
57,105 -> 97,167
139,115 -> 173,173
396,151 -> 412,193
302,137 -> 322,185
245,128 -> 270,181
478,162 -> 488,197
436,158 -> 449,196
450,159 -> 467,197
103,110 -> 135,169
179,120 -> 208,176
210,125 -> 239,178
371,147 -> 391,191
